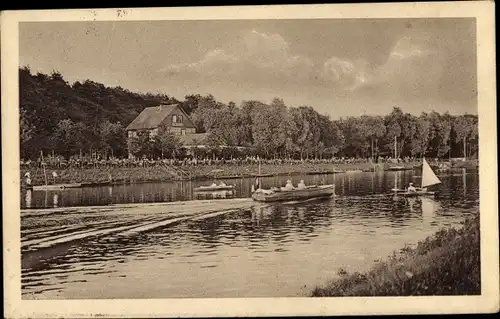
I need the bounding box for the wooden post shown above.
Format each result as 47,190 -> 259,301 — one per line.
463,136 -> 467,160
40,150 -> 48,186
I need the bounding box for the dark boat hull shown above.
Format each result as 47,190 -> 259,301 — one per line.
386,166 -> 412,171
251,185 -> 335,202
29,183 -> 82,191
390,189 -> 436,197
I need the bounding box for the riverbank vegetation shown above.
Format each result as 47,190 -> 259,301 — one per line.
21,158 -> 479,185
20,67 -> 478,161
22,160 -> 415,185
311,214 -> 480,296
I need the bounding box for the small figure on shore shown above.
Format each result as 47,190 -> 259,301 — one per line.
108,174 -> 113,182
297,180 -> 306,190
52,171 -> 58,184
407,182 -> 416,192
24,172 -> 32,186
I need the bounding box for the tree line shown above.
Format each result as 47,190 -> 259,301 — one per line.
20,67 -> 478,160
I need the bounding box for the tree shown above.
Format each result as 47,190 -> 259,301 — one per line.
250,99 -> 290,158
427,111 -> 452,158
128,131 -> 153,158
52,119 -> 77,157
190,94 -> 221,132
410,113 -> 431,157
180,94 -> 203,115
203,106 -> 238,146
99,120 -> 126,158
467,115 -> 479,158
355,116 -> 385,159
384,107 -> 404,158
153,127 -> 182,159
20,107 -> 35,147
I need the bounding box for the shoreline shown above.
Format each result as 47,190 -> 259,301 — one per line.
20,160 -> 478,187
311,214 -> 480,296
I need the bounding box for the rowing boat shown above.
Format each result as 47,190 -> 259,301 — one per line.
251,184 -> 335,202
29,183 -> 83,191
390,188 -> 436,197
193,184 -> 236,192
386,165 -> 410,171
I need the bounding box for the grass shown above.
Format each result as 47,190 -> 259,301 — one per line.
311,214 -> 480,296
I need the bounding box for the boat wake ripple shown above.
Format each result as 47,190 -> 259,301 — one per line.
21,199 -> 259,253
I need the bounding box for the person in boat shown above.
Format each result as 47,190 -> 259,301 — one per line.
297,180 -> 306,190
407,182 -> 417,192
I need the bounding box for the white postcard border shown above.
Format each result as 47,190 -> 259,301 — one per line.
2,2 -> 498,317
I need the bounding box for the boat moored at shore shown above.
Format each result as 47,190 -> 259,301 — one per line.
193,184 -> 236,192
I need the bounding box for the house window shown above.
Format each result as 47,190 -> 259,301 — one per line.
181,129 -> 186,135
172,114 -> 183,124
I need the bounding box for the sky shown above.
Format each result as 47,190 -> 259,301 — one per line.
19,18 -> 477,118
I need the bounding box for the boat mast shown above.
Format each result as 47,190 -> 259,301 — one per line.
394,136 -> 397,159
40,150 -> 48,186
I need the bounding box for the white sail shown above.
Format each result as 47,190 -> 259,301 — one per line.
421,158 -> 441,188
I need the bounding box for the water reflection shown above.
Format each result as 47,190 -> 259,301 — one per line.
194,190 -> 234,200
53,194 -> 58,208
420,197 -> 440,227
25,190 -> 32,208
21,169 -> 479,212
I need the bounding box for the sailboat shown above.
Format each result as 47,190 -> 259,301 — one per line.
391,158 -> 442,197
386,136 -> 410,171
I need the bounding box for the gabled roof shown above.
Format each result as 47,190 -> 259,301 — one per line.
126,104 -> 178,130
178,133 -> 209,146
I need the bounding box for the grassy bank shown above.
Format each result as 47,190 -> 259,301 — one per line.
20,159 -> 477,186
311,214 -> 480,296
21,161 -> 419,185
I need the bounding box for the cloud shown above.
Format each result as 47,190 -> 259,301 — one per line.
351,34 -> 445,96
160,48 -> 240,76
160,30 -> 446,98
159,29 -> 322,86
321,57 -> 371,91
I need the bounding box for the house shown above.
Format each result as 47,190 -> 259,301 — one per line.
177,133 -> 210,149
126,103 -> 197,138
126,103 -> 209,158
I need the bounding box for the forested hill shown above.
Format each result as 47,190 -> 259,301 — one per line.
19,66 -> 176,155
19,67 -> 478,161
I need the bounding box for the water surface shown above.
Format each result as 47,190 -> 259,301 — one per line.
21,169 -> 479,299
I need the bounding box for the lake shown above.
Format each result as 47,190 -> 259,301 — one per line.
21,168 -> 479,299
